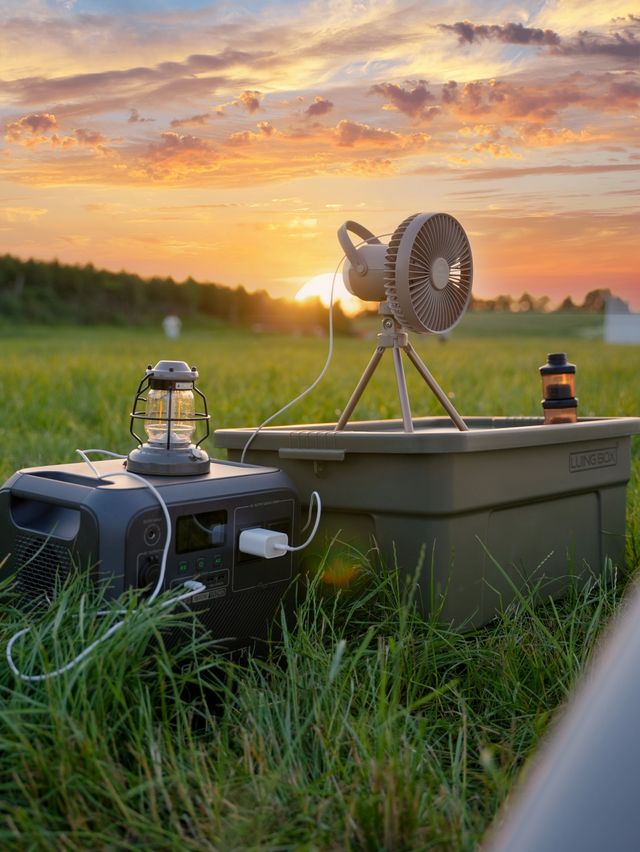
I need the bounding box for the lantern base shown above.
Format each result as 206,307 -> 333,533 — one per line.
126,443 -> 210,476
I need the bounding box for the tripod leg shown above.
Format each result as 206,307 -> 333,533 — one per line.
403,342 -> 468,431
335,347 -> 385,431
392,347 -> 414,432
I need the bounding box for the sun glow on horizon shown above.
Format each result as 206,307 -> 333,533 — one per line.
294,272 -> 365,317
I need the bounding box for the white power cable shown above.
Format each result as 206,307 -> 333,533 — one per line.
239,256 -> 342,464
6,449 -> 206,683
239,232 -> 392,464
281,491 -> 321,552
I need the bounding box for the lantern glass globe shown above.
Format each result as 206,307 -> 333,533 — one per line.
145,387 -> 196,446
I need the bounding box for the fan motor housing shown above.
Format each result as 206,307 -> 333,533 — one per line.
342,243 -> 387,302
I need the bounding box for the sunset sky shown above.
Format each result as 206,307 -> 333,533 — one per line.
1,0 -> 638,308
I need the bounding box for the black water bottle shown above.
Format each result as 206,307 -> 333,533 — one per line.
540,352 -> 578,424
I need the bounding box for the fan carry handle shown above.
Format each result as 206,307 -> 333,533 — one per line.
339,221 -> 388,302
337,221 -> 382,274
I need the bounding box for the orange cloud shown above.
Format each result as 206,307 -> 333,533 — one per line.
517,124 -> 608,146
369,80 -> 439,121
333,119 -> 425,149
170,113 -> 213,128
472,141 -> 521,159
5,112 -> 58,143
237,90 -> 263,113
304,96 -> 333,118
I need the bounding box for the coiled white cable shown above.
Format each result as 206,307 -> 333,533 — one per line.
6,449 -> 205,683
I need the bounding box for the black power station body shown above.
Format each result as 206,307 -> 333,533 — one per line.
0,458 -> 299,657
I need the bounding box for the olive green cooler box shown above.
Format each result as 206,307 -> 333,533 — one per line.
216,416 -> 640,628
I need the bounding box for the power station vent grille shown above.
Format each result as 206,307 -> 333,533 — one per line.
13,534 -> 72,603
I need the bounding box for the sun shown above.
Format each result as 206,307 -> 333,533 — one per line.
294,272 -> 363,317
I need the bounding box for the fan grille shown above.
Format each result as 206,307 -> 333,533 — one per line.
384,213 -> 473,333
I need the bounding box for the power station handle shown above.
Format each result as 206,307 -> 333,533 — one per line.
10,472 -> 98,505
278,448 -> 345,462
337,221 -> 382,273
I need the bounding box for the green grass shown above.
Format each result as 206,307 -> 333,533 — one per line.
0,321 -> 639,849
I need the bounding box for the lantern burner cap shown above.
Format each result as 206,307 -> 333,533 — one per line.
146,360 -> 198,383
126,443 -> 210,476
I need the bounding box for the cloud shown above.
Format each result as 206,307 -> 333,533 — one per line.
256,121 -> 277,137
445,78 -> 589,122
1,49 -> 263,114
237,90 -> 263,113
5,112 -> 58,142
608,79 -> 640,102
473,140 -> 521,159
128,108 -> 154,123
304,96 -> 333,118
517,124 -> 608,147
225,130 -> 254,147
5,114 -> 109,151
74,128 -> 107,148
442,20 -> 560,47
558,20 -> 640,60
1,207 -> 48,223
439,16 -> 639,62
170,113 -> 213,128
333,119 -> 407,147
448,163 -> 640,180
369,80 -> 439,120
347,158 -> 394,176
224,121 -> 280,146
143,131 -> 219,177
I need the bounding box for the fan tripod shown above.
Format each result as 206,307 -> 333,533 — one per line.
335,306 -> 468,433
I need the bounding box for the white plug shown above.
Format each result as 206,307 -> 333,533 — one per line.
238,528 -> 288,559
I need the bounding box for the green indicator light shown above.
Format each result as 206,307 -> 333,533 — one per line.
178,561 -> 189,573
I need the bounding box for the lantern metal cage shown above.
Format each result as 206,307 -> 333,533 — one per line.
127,360 -> 210,476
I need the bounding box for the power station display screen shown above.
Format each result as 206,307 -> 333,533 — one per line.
175,510 -> 227,554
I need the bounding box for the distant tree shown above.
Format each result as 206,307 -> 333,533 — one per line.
534,295 -> 551,313
494,294 -> 514,313
517,292 -> 535,312
581,288 -> 613,314
557,296 -> 578,312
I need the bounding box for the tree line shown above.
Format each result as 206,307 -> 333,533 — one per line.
470,289 -> 621,314
0,254 -> 352,334
0,254 -> 622,331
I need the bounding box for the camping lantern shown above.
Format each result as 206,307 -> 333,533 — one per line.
127,360 -> 210,475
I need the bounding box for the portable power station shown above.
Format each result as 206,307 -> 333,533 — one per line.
0,457 -> 300,657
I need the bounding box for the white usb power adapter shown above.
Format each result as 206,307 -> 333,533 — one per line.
238,528 -> 289,559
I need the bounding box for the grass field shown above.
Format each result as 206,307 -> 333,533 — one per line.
0,318 -> 639,849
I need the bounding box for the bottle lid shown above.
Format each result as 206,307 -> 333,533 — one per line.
541,397 -> 578,409
539,352 -> 576,375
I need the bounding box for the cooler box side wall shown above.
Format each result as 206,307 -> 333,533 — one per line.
218,419 -> 637,627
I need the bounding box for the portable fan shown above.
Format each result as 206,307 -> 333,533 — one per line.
336,212 -> 473,432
